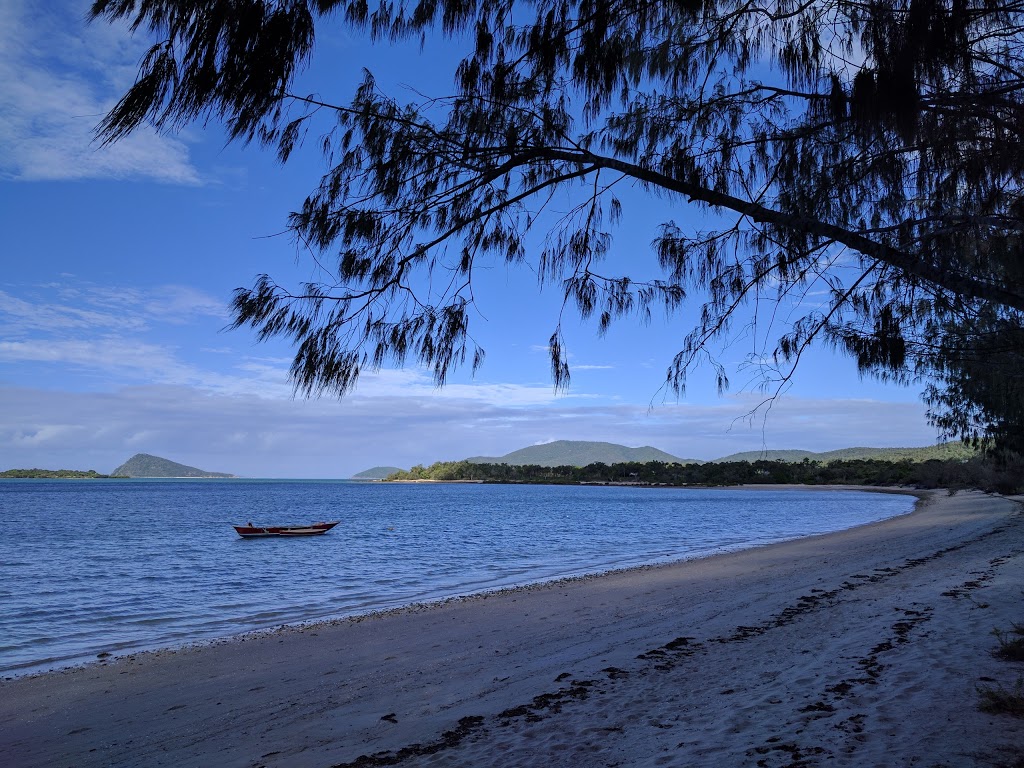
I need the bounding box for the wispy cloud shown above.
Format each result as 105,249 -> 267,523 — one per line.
0,279 -> 584,405
49,284 -> 229,324
0,288 -> 147,334
0,282 -> 226,338
0,0 -> 201,184
352,368 -> 579,407
0,279 -> 264,396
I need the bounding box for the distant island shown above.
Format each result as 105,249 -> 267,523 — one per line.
111,454 -> 236,478
0,469 -> 113,479
2,454 -> 237,479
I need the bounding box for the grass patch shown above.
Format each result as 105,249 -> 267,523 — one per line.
993,623 -> 1024,662
970,747 -> 1024,768
978,678 -> 1024,717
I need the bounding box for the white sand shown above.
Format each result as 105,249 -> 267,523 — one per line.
2,489 -> 1023,767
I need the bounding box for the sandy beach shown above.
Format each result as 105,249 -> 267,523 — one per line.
3,489 -> 1023,767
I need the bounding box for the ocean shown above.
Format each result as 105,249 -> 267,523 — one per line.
0,479 -> 915,677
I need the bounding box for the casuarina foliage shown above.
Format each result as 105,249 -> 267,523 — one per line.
91,0 -> 1024,453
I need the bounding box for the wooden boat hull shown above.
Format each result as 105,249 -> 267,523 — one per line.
233,521 -> 339,538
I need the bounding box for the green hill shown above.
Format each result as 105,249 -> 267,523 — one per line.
466,440 -> 701,467
713,443 -> 976,463
111,453 -> 235,478
352,466 -> 404,480
713,449 -> 818,463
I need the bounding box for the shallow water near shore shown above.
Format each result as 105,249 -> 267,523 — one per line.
0,479 -> 914,676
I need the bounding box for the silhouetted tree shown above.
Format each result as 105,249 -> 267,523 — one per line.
93,0 -> 1024,450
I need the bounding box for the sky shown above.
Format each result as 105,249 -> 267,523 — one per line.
0,0 -> 945,478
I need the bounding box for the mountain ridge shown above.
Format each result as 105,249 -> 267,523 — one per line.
352,466 -> 404,480
358,440 -> 976,476
713,443 -> 976,463
466,440 -> 702,467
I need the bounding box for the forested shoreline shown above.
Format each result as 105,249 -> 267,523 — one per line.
0,469 -> 113,479
388,457 -> 1023,494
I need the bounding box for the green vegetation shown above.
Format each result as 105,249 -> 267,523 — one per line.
110,454 -> 235,478
978,679 -> 1024,718
0,469 -> 112,479
387,456 -> 1023,494
389,461 -> 491,482
993,625 -> 1024,663
979,623 -> 1024,720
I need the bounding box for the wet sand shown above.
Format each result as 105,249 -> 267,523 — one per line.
2,489 -> 1023,767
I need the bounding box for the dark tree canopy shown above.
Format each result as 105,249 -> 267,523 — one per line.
91,0 -> 1024,453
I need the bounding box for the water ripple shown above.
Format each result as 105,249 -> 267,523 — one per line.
0,479 -> 914,676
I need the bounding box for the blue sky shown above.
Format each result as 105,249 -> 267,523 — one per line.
0,0 -> 942,478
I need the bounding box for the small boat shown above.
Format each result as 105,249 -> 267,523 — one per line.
232,521 -> 340,538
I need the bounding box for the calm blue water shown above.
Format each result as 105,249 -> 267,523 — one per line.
0,479 -> 914,676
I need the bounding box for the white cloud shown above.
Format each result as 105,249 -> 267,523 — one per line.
0,276 -> 941,480
0,0 -> 201,184
0,383 -> 940,479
